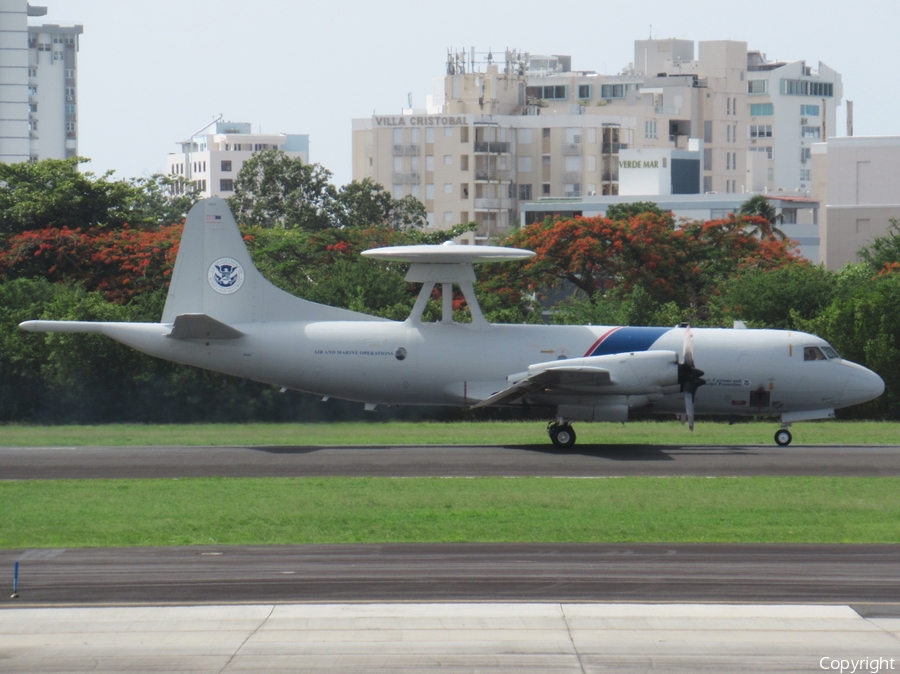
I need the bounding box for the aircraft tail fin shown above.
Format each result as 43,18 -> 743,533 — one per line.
161,198 -> 382,325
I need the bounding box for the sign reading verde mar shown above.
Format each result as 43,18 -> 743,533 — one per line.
374,116 -> 466,127
620,160 -> 661,169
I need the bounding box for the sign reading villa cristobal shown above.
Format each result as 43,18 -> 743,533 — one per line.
374,116 -> 466,126
619,160 -> 661,169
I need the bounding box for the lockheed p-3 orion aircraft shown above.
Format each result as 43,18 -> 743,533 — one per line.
20,198 -> 884,448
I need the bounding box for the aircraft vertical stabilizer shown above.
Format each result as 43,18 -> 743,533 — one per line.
161,198 -> 384,325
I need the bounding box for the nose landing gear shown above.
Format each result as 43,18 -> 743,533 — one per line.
548,420 -> 576,449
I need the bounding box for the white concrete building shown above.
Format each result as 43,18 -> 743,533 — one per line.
0,0 -> 82,163
812,136 -> 900,270
166,117 -> 309,198
352,40 -> 842,239
520,193 -> 822,263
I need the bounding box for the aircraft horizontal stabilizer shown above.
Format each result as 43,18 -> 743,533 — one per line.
168,314 -> 244,340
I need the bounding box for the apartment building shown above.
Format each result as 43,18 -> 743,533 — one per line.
352,40 -> 842,238
812,136 -> 900,270
166,117 -> 309,198
0,0 -> 82,163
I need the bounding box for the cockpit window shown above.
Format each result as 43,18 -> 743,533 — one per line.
804,346 -> 840,361
821,346 -> 840,360
804,346 -> 827,361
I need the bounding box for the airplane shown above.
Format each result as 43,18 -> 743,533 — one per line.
20,197 -> 885,448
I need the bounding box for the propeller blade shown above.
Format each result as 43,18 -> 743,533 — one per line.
683,326 -> 695,370
685,390 -> 695,431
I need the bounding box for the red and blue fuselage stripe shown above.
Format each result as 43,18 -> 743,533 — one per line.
584,326 -> 673,357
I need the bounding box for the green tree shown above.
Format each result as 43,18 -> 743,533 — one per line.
605,201 -> 671,222
0,157 -> 198,233
796,271 -> 900,418
859,218 -> 900,273
228,149 -> 338,230
334,179 -> 426,230
738,194 -> 786,240
710,263 -> 836,329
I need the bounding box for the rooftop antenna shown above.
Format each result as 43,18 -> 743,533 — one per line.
649,24 -> 652,39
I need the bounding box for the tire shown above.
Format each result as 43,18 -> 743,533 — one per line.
550,424 -> 577,449
774,429 -> 792,447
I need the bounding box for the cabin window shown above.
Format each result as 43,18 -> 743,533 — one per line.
821,346 -> 840,359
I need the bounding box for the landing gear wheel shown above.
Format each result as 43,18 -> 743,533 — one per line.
774,429 -> 792,446
549,424 -> 577,449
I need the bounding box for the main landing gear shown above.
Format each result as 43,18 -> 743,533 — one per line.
774,428 -> 793,446
548,420 -> 576,449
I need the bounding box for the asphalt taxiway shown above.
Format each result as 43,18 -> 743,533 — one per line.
4,442 -> 900,479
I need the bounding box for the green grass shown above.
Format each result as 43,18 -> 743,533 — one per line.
2,477 -> 900,548
0,420 -> 898,447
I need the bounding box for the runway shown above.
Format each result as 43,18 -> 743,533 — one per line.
4,543 -> 900,605
4,442 -> 900,479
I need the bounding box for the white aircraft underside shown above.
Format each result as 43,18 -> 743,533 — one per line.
20,198 -> 884,448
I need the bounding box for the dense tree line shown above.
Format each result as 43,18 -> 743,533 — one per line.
1,152 -> 898,422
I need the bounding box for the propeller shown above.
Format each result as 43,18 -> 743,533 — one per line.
678,326 -> 707,431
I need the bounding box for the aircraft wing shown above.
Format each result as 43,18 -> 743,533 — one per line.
471,350 -> 680,408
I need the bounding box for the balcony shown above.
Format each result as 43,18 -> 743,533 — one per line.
474,141 -> 510,154
601,142 -> 627,154
474,169 -> 511,182
392,144 -> 419,156
474,197 -> 514,210
654,106 -> 681,115
561,143 -> 581,156
391,172 -> 420,184
563,171 -> 582,183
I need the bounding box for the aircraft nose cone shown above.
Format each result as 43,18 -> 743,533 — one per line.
840,362 -> 885,407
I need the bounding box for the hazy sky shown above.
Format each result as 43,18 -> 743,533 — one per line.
41,0 -> 894,187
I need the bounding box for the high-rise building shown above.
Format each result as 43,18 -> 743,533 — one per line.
0,0 -> 82,163
352,40 -> 841,238
166,117 -> 309,198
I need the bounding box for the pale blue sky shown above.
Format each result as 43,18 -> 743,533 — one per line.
42,0 -> 895,186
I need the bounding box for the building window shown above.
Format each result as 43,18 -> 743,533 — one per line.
28,120 -> 37,131
800,148 -> 812,163
443,155 -> 452,165
750,146 -> 774,160
65,69 -> 75,78
425,128 -> 435,143
542,127 -> 550,138
28,67 -> 37,77
518,184 -> 532,200
460,126 -> 469,143
526,84 -> 568,100
542,183 -> 551,195
425,184 -> 434,199
219,179 -> 234,192
801,126 -> 821,139
644,120 -> 657,139
460,155 -> 468,171
518,156 -> 533,172
578,84 -> 591,99
221,160 -> 232,172
425,156 -> 434,171
800,169 -> 811,181
410,128 -> 419,144
600,84 -> 628,99
443,183 -> 452,194
28,103 -> 37,113
750,103 -> 774,116
783,208 -> 798,224
801,104 -> 820,116
518,129 -> 533,144
65,121 -> 75,132
443,211 -> 454,223
704,120 -> 713,143
66,104 -> 76,114
748,80 -> 768,94
749,125 -> 773,138
782,79 -> 834,97
28,85 -> 37,95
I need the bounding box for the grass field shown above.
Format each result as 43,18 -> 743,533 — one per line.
0,420 -> 898,447
2,476 -> 899,548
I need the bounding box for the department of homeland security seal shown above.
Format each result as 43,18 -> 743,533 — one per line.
208,258 -> 245,294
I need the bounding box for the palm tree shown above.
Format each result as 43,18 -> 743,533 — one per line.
738,195 -> 786,240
